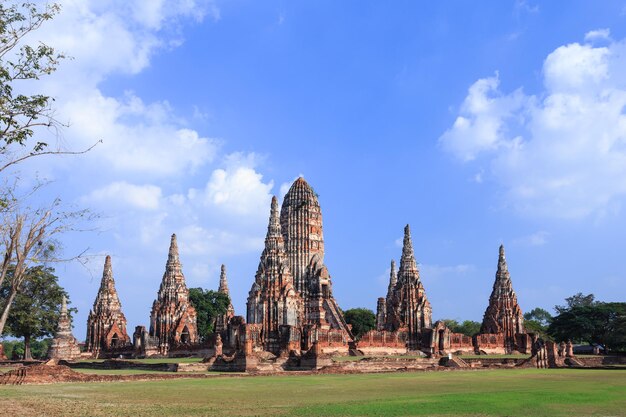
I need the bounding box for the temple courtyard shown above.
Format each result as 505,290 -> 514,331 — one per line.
1,368 -> 624,416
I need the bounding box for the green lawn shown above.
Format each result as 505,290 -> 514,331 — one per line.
1,368 -> 624,416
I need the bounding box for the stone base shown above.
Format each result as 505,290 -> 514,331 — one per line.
47,337 -> 82,361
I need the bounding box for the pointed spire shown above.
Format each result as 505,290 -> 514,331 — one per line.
100,255 -> 114,287
168,233 -> 180,264
267,196 -> 281,238
218,264 -> 230,295
498,244 -> 508,273
387,259 -> 397,299
398,224 -> 419,280
61,295 -> 68,316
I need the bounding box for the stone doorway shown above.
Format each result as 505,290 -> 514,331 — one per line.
438,329 -> 445,353
111,333 -> 120,348
181,326 -> 190,344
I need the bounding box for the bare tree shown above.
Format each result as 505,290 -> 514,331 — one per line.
0,187 -> 92,335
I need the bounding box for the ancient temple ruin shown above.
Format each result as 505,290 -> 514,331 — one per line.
362,225 -> 436,354
147,234 -> 199,355
85,256 -> 131,357
479,244 -> 526,352
387,225 -> 432,336
74,178 -> 538,363
246,196 -> 304,353
280,178 -> 352,339
215,264 -> 235,333
48,296 -> 81,361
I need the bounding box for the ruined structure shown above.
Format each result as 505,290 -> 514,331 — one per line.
383,226 -> 432,345
215,264 -> 235,333
246,196 -> 304,353
70,178 -> 542,365
48,296 -> 81,361
280,178 -> 352,339
148,234 -> 199,355
479,245 -> 526,352
361,225 -> 434,354
85,256 -> 131,356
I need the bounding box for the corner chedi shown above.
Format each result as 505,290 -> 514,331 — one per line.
362,225 -> 469,356
215,264 -> 235,333
148,234 -> 199,355
86,256 -> 131,357
247,196 -> 304,354
478,244 -> 527,353
280,177 -> 352,340
47,296 -> 81,361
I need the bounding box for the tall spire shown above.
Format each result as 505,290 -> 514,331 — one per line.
150,233 -> 198,351
398,224 -> 419,282
480,244 -> 525,343
497,244 -> 508,274
61,295 -> 68,317
387,259 -> 397,298
103,255 -> 113,282
86,255 -> 130,353
218,264 -> 230,295
268,196 -> 281,238
92,255 -> 123,314
168,233 -> 180,265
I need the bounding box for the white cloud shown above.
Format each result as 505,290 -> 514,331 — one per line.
189,155 -> 274,218
84,181 -> 162,210
440,32 -> 626,218
584,28 -> 612,43
439,74 -> 529,161
63,91 -> 219,176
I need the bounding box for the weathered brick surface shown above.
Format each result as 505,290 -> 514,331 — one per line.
215,264 -> 235,333
479,245 -> 525,352
86,256 -> 131,357
47,297 -> 81,360
246,196 -> 305,354
148,234 -> 198,355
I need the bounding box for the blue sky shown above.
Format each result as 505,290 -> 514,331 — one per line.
11,0 -> 626,340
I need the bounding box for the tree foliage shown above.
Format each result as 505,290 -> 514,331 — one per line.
343,308 -> 376,340
523,307 -> 553,337
1,337 -> 51,360
0,265 -> 73,359
442,319 -> 481,337
554,292 -> 596,315
188,288 -> 230,342
548,302 -> 626,351
0,2 -> 74,173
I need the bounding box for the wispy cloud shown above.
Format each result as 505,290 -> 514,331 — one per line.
440,32 -> 626,219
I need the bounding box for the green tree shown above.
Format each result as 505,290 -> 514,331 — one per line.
188,288 -> 230,342
523,307 -> 552,337
548,302 -> 626,352
0,2 -> 98,173
442,319 -> 481,337
1,337 -> 51,360
343,308 -> 376,340
0,266 -> 73,360
555,292 -> 596,314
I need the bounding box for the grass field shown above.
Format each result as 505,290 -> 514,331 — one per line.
1,368 -> 624,416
